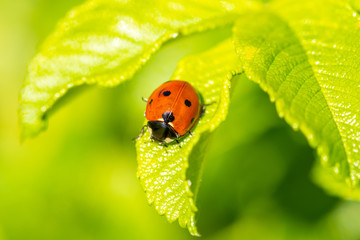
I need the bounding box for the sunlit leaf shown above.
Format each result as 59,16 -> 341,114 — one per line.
233,0 -> 360,199
349,0 -> 360,12
19,0 -> 258,138
135,39 -> 242,235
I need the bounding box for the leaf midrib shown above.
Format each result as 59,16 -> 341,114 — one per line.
277,13 -> 352,182
244,11 -> 351,182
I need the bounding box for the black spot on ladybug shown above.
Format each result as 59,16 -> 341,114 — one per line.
163,91 -> 171,96
191,118 -> 195,124
162,111 -> 175,123
185,99 -> 191,107
149,99 -> 153,104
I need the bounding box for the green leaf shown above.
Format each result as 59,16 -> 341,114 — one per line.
135,39 -> 242,236
233,0 -> 360,200
19,0 -> 259,139
349,0 -> 360,13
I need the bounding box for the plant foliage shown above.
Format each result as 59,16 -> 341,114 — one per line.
19,0 -> 360,235
233,0 -> 360,199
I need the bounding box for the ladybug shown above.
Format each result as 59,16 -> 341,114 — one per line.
135,80 -> 204,146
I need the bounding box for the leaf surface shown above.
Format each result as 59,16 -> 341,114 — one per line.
233,0 -> 360,199
135,39 -> 242,235
19,0 -> 258,138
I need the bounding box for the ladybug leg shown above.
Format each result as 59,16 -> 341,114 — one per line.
159,141 -> 168,150
176,139 -> 182,148
189,131 -> 193,137
205,101 -> 215,106
141,97 -> 148,102
200,102 -> 215,118
200,104 -> 206,118
132,125 -> 148,141
161,142 -> 169,153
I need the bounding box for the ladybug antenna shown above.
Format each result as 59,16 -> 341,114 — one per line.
132,125 -> 148,142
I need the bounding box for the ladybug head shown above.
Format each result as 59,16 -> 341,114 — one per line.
147,111 -> 178,143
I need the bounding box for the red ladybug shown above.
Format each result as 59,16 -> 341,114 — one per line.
136,80 -> 204,145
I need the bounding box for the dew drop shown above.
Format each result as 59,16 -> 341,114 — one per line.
171,33 -> 179,38
292,123 -> 299,130
112,37 -> 121,47
187,180 -> 192,187
351,174 -> 356,181
307,134 -> 314,141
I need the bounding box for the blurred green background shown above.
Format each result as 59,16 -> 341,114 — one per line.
1,0 -> 360,239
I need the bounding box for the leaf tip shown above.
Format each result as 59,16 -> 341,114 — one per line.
18,104 -> 48,140
188,215 -> 201,237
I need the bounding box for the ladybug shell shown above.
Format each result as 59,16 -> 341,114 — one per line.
145,80 -> 201,137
